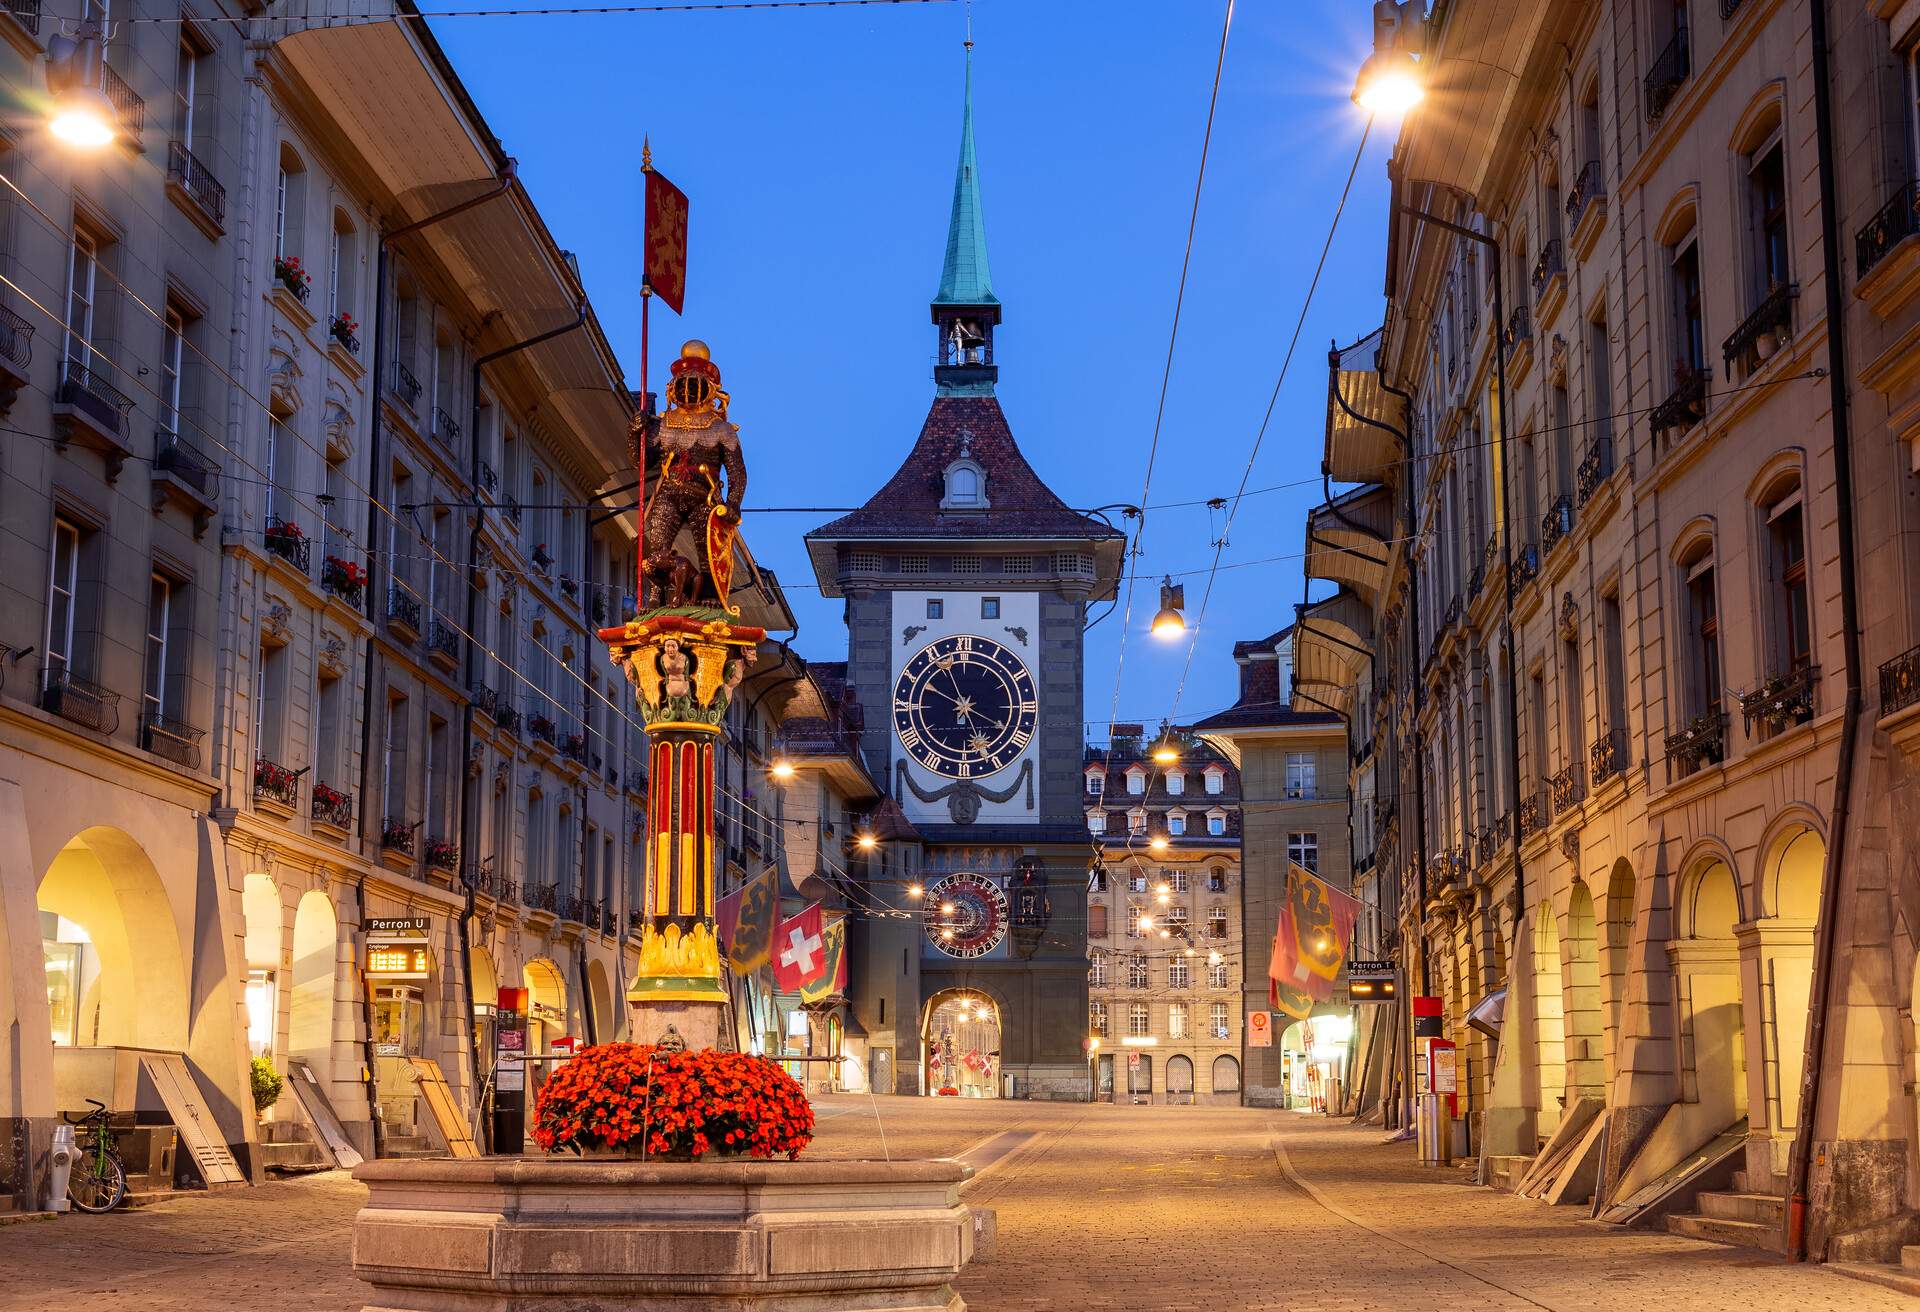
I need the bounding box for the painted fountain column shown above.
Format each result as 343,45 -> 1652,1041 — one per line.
600,341 -> 762,1050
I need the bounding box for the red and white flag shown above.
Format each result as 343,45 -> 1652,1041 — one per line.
771,903 -> 828,994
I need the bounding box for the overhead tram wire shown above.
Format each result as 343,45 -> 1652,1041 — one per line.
110,0 -> 955,24
1103,0 -> 1235,741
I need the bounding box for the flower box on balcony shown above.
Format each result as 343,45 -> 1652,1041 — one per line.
532,543 -> 554,571
381,819 -> 418,855
312,783 -> 354,832
329,314 -> 361,356
264,517 -> 311,573
273,256 -> 311,303
254,757 -> 301,812
1739,666 -> 1818,738
528,714 -> 557,744
1665,711 -> 1727,773
425,838 -> 459,873
322,555 -> 367,607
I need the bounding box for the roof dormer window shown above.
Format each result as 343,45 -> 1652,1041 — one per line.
1125,765 -> 1146,795
1204,765 -> 1226,794
1085,769 -> 1106,795
940,430 -> 990,511
1166,770 -> 1185,795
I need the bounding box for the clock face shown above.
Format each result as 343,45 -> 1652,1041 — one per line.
926,873 -> 1010,958
894,634 -> 1038,779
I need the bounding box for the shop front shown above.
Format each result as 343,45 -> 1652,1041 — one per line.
366,917 -> 434,1144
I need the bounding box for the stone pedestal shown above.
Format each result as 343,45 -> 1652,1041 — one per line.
352,1157 -> 975,1311
626,997 -> 730,1052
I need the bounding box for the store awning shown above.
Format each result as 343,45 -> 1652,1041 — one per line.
1392,0 -> 1552,201
1325,329 -> 1405,486
1292,590 -> 1375,716
1305,485 -> 1394,606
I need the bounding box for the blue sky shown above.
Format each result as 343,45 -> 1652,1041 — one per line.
429,0 -> 1395,734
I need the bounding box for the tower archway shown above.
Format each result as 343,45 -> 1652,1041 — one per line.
922,989 -> 1001,1097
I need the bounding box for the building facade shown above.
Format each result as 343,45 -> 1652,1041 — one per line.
1083,726 -> 1244,1105
1315,0 -> 1920,1264
808,54 -> 1122,1099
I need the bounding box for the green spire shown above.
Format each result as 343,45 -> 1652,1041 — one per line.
934,45 -> 997,308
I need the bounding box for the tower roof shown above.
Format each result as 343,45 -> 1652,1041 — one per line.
933,47 -> 996,309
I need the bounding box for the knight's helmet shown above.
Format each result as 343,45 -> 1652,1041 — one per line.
664,339 -> 729,420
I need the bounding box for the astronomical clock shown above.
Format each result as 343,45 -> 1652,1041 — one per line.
923,872 -> 1011,960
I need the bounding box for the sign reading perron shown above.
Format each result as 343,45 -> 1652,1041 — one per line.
1348,958 -> 1397,1003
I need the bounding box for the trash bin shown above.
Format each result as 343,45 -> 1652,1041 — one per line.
47,1124 -> 75,1213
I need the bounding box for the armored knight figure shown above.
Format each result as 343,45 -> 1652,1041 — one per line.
629,340 -> 748,612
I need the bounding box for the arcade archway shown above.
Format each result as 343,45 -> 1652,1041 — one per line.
289,890 -> 339,1086
586,959 -> 615,1045
522,958 -> 568,1054
1675,857 -> 1747,1123
1528,901 -> 1568,1136
923,990 -> 1000,1097
1756,824 -> 1824,1139
1564,882 -> 1604,1101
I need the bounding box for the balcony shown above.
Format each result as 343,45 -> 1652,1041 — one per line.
311,783 -> 354,831
263,516 -> 311,573
53,358 -> 135,477
1649,368 -> 1709,448
1722,282 -> 1797,377
328,315 -> 361,356
5,0 -> 40,34
1441,593 -> 1462,632
151,432 -> 217,537
139,712 -> 203,770
471,683 -> 502,721
1503,302 -> 1532,353
0,303 -> 33,414
1739,665 -> 1819,737
528,713 -> 557,746
1644,24 -> 1690,125
1508,542 -> 1539,593
1884,643 -> 1920,718
1665,710 -> 1727,774
1540,495 -> 1575,557
461,861 -> 497,900
432,406 -> 461,448
1530,238 -> 1565,309
1576,436 -> 1613,507
253,756 -> 301,811
1590,730 -> 1626,787
1857,180 -> 1920,281
101,60 -> 145,148
1549,763 -> 1586,816
425,837 -> 459,875
166,139 -> 226,236
321,554 -> 366,607
426,613 -> 460,665
561,733 -> 588,766
530,882 -> 558,914
478,460 -> 498,494
1517,791 -> 1545,840
503,492 -> 523,526
40,669 -> 119,734
386,583 -> 422,637
380,818 -> 418,856
391,360 -> 423,410
1475,824 -> 1499,868
1565,158 -> 1606,257
495,702 -> 522,735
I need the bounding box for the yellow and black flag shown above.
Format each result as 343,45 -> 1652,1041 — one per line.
719,867 -> 777,973
799,918 -> 848,1005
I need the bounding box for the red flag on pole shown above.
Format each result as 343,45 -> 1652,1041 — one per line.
772,903 -> 827,994
644,165 -> 690,315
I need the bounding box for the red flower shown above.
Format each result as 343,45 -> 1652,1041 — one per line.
531,1042 -> 813,1161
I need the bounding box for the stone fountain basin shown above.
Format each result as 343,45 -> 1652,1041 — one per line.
352,1156 -> 974,1311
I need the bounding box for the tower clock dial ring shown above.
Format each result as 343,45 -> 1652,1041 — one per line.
925,872 -> 1009,958
893,634 -> 1038,780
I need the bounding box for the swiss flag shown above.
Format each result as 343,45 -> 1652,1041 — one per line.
772,903 -> 828,994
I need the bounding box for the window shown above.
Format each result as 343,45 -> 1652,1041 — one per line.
1086,770 -> 1105,795
159,305 -> 186,438
1672,233 -> 1705,375
330,211 -> 358,321
254,637 -> 288,762
1550,383 -> 1574,502
1586,310 -> 1613,451
315,668 -> 344,787
926,598 -> 943,620
1209,962 -> 1229,991
1682,542 -> 1720,720
1601,590 -> 1628,743
265,418 -> 288,527
1561,630 -> 1585,771
1127,905 -> 1145,938
1169,870 -> 1189,894
1761,476 -> 1810,674
1127,954 -> 1148,989
1127,808 -> 1146,835
1530,668 -> 1549,786
1207,906 -> 1228,939
1090,1000 -> 1108,1036
1204,766 -> 1224,794
1168,1002 -> 1189,1038
65,227 -> 98,374
382,692 -> 409,824
1207,867 -> 1227,893
1088,904 -> 1108,938
1129,869 -> 1148,893
1168,957 -> 1190,989
143,572 -> 173,722
1168,810 -> 1186,835
172,36 -> 198,148
981,597 -> 1000,619
1207,810 -> 1226,836
1749,137 -> 1788,294
1090,953 -> 1109,989
1129,1002 -> 1150,1037
1287,832 -> 1319,873
1284,752 -> 1315,799
274,145 -> 305,260
1089,866 -> 1109,892
1086,809 -> 1107,834
1165,904 -> 1189,930
46,517 -> 86,683
425,715 -> 449,837
1165,769 -> 1185,795
1126,767 -> 1146,795
1210,1002 -> 1230,1038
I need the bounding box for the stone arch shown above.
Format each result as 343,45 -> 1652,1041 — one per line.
922,988 -> 1001,1098
1677,848 -> 1744,936
241,873 -> 282,1060
1563,881 -> 1604,1100
585,958 -> 614,1045
1672,855 -> 1746,1119
1602,857 -> 1637,1057
1755,820 -> 1826,1138
1211,1054 -> 1240,1095
289,889 -> 339,1088
522,957 -> 568,1054
1166,1054 -> 1195,1100
1528,901 -> 1569,1135
37,827 -> 190,1053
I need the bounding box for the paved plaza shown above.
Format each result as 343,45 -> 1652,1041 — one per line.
0,1097 -> 1907,1310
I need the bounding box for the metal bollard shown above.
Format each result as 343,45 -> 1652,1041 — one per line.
47,1124 -> 75,1213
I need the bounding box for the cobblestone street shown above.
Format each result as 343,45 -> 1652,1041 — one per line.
0,1098 -> 1908,1310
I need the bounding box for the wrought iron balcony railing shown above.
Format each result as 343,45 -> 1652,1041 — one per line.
432,406 -> 461,446
1508,542 -> 1539,593
1739,664 -> 1818,736
1665,710 -> 1727,773
477,460 -> 498,493
40,668 -> 119,734
386,583 -> 422,633
1650,368 -> 1709,447
528,713 -> 557,745
1550,763 -> 1586,816
495,702 -> 522,735
58,358 -> 134,439
0,303 -> 34,374
503,492 -> 522,525
140,711 -> 203,770
1565,158 -> 1604,228
1541,495 -> 1575,556
1857,180 -> 1920,279
391,359 -> 423,409
381,818 -> 418,855
320,555 -> 365,606
1577,436 -> 1613,506
1883,641 -> 1920,717
1590,730 -> 1626,787
166,140 -> 225,226
1504,303 -> 1533,352
1530,238 -> 1564,301
101,60 -> 145,142
1518,791 -> 1545,839
311,783 -> 354,830
427,614 -> 460,662
254,755 -> 301,809
531,882 -> 558,913
264,516 -> 311,571
1644,23 -> 1690,124
154,432 -> 217,497
1722,282 -> 1797,375
425,838 -> 459,873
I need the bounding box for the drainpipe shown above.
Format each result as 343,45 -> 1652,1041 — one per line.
1786,0 -> 1860,1262
351,165 -> 517,1158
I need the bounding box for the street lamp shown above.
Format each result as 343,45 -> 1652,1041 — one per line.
906,882 -> 923,899
854,831 -> 877,851
1150,576 -> 1186,640
47,28 -> 116,149
1351,1 -> 1425,114
768,757 -> 796,783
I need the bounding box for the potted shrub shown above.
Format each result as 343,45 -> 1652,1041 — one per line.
251,1056 -> 285,1120
531,1041 -> 813,1161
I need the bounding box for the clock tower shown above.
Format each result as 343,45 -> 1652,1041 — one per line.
806,48 -> 1122,1098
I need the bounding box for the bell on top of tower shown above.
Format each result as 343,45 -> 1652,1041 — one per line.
931,43 -> 1000,398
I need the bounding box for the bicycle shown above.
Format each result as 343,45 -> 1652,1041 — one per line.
63,1098 -> 128,1213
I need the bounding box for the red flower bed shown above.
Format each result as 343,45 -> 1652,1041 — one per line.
531,1042 -> 814,1160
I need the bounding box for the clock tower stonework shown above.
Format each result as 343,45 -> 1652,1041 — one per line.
805,50 -> 1121,1097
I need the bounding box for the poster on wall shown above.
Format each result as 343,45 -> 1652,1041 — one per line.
1246,1010 -> 1273,1048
